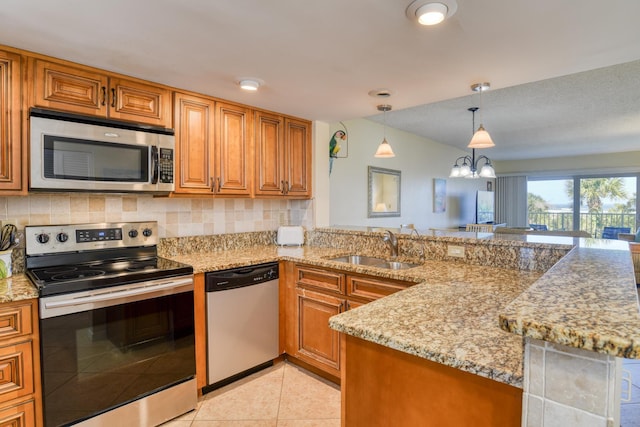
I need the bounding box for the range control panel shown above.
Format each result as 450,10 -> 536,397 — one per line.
25,221 -> 158,255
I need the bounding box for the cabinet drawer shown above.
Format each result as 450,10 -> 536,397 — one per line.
347,275 -> 412,303
0,399 -> 36,427
0,304 -> 32,341
296,266 -> 345,294
0,341 -> 34,402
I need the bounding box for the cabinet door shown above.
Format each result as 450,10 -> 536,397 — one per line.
284,118 -> 311,198
215,102 -> 252,196
173,92 -> 216,194
254,111 -> 285,195
33,59 -> 108,117
0,51 -> 22,192
0,399 -> 36,427
0,341 -> 35,403
295,287 -> 343,377
109,77 -> 172,127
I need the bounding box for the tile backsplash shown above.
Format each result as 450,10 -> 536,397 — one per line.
0,194 -> 314,237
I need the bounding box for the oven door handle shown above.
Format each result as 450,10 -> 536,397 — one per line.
43,277 -> 193,310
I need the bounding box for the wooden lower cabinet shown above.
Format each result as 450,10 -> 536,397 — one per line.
295,287 -> 344,377
342,335 -> 522,427
286,263 -> 414,380
0,300 -> 42,426
0,399 -> 36,427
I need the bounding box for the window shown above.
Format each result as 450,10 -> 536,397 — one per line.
527,174 -> 638,237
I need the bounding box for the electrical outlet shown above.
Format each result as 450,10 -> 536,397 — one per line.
0,219 -> 17,228
447,245 -> 465,258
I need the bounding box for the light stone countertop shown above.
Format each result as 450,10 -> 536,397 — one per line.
5,232 -> 639,390
0,274 -> 40,303
499,239 -> 640,359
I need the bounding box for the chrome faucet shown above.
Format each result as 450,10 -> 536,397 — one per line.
382,230 -> 399,258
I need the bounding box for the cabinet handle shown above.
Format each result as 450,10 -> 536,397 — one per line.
285,180 -> 290,195
217,177 -> 221,192
210,177 -> 216,193
101,87 -> 107,106
339,302 -> 345,312
111,88 -> 117,108
280,180 -> 285,194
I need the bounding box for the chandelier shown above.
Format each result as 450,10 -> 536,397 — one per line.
449,107 -> 496,179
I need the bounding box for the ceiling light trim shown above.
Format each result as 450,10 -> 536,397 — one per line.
238,78 -> 264,91
406,0 -> 458,25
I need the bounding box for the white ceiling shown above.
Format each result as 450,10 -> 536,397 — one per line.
2,0 -> 640,160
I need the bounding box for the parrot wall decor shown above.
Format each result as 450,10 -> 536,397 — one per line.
329,123 -> 348,174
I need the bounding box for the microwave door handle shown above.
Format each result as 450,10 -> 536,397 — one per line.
151,145 -> 159,184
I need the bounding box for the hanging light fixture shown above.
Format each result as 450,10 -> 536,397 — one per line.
449,107 -> 496,179
468,82 -> 495,148
374,104 -> 395,158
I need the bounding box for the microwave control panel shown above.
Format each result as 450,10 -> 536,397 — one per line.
159,148 -> 174,183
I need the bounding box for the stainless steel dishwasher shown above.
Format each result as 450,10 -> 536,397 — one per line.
204,262 -> 279,392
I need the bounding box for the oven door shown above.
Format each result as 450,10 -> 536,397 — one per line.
39,276 -> 195,427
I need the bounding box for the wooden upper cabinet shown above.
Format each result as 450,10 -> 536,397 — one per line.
33,59 -> 108,116
108,77 -> 171,127
255,111 -> 284,196
32,59 -> 171,127
215,102 -> 252,196
0,50 -> 23,193
173,94 -> 252,196
255,111 -> 311,198
284,117 -> 311,197
174,92 -> 215,194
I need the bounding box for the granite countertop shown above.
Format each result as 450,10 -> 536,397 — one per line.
0,274 -> 40,303
5,230 -> 639,390
499,239 -> 640,359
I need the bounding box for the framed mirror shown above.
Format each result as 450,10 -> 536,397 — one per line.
368,166 -> 401,218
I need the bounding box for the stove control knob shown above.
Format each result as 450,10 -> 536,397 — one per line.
36,233 -> 50,244
142,228 -> 153,237
56,232 -> 69,243
128,229 -> 139,238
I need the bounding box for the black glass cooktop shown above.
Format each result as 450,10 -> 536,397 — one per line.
28,256 -> 193,297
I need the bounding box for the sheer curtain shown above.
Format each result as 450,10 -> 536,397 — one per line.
495,176 -> 528,227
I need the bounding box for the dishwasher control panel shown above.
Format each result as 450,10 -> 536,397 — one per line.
205,262 -> 279,292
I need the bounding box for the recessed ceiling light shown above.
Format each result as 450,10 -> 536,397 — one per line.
238,79 -> 262,91
406,0 -> 458,26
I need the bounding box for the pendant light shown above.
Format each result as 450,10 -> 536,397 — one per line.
374,104 -> 395,158
449,107 -> 496,179
468,82 -> 495,149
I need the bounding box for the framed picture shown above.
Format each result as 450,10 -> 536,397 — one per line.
433,178 -> 446,213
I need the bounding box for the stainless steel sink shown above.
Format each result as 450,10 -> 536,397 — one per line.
328,255 -> 419,270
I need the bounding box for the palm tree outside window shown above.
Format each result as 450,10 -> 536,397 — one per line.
527,175 -> 638,237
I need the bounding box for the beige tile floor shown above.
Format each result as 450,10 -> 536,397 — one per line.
162,362 -> 340,427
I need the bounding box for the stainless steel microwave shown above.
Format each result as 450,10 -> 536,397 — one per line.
29,108 -> 175,194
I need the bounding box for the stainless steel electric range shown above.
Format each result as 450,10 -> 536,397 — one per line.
25,221 -> 196,427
